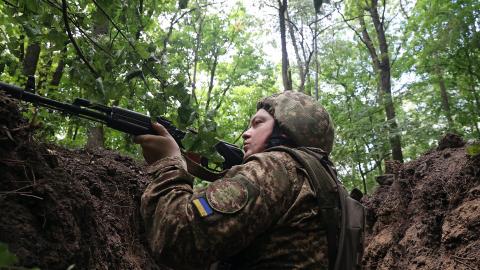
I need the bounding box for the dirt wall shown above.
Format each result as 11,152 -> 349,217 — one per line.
0,95 -> 163,269
362,134 -> 480,270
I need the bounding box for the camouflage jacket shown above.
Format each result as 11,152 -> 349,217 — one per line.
141,150 -> 328,270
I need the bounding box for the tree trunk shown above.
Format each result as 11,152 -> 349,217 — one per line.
358,0 -> 403,162
434,67 -> 454,130
278,0 -> 292,91
363,114 -> 384,176
205,47 -> 219,112
85,8 -> 108,149
51,47 -> 68,87
379,68 -> 403,162
18,35 -> 25,62
86,126 -> 105,150
22,42 -> 41,127
286,10 -> 305,92
22,42 -> 41,81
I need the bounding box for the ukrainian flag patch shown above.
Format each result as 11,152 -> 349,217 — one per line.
192,197 -> 213,217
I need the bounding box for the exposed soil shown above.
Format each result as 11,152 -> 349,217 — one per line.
0,94 -> 163,269
362,133 -> 480,270
1,93 -> 479,270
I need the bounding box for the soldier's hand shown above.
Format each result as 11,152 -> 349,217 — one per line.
133,122 -> 181,164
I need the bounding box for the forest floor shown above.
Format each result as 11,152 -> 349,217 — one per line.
1,93 -> 479,270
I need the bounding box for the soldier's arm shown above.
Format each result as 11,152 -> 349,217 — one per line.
140,151 -> 300,269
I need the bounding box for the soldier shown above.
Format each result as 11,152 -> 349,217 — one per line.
135,91 -> 335,269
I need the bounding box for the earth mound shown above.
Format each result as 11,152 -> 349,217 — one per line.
363,133 -> 480,269
0,94 -> 163,269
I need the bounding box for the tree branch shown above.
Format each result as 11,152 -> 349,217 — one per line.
42,0 -> 112,57
70,16 -> 113,57
61,0 -> 99,78
335,4 -> 369,48
90,0 -> 171,83
399,0 -> 410,20
359,15 -> 381,69
205,46 -> 220,112
381,0 -> 387,26
263,2 -> 280,11
1,0 -> 17,8
307,9 -> 336,27
368,0 -> 389,68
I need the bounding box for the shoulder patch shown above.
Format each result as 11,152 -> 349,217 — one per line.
192,197 -> 214,217
206,178 -> 249,214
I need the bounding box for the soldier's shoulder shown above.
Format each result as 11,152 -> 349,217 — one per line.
247,150 -> 296,166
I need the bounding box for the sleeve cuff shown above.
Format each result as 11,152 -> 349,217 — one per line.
147,155 -> 188,176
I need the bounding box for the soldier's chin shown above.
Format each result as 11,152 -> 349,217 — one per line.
243,149 -> 254,159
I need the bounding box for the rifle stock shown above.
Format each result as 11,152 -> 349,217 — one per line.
0,81 -> 244,172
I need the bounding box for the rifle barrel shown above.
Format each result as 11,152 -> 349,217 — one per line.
0,81 -> 110,124
0,81 -> 244,169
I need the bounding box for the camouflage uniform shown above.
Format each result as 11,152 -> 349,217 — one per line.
141,91 -> 335,269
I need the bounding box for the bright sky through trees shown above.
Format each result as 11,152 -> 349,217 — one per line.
0,0 -> 478,193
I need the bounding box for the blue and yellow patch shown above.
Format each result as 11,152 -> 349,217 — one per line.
192,197 -> 213,217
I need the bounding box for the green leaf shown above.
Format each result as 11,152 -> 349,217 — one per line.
23,24 -> 42,38
181,131 -> 199,151
25,0 -> 41,13
0,242 -> 18,267
177,102 -> 197,129
45,30 -> 68,50
136,43 -> 150,59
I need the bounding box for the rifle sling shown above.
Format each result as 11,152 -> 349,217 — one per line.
184,154 -> 227,182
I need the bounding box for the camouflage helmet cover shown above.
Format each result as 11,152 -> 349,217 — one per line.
257,91 -> 335,154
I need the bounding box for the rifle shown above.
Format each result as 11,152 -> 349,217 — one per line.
0,81 -> 244,177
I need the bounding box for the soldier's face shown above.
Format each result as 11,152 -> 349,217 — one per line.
242,109 -> 275,159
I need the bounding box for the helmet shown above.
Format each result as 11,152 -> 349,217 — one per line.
257,91 -> 335,154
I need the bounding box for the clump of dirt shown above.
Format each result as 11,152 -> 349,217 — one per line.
363,133 -> 480,269
437,133 -> 466,150
0,94 -> 164,269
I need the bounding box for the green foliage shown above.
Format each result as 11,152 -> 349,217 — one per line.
466,142 -> 480,157
183,111 -> 225,166
0,0 -> 479,195
0,242 -> 17,267
0,242 -> 40,270
0,0 -> 273,159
